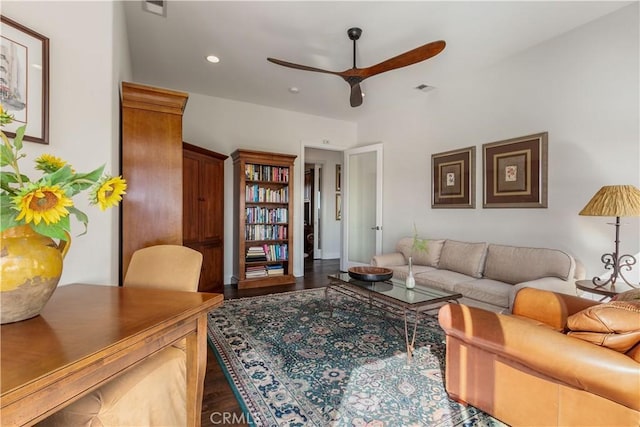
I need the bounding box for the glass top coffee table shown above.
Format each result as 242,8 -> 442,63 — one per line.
327,272 -> 462,361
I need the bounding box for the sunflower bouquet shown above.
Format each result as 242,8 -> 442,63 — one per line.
0,106 -> 127,241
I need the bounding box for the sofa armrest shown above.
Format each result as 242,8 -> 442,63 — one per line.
511,288 -> 600,331
507,277 -> 578,312
371,252 -> 406,267
438,303 -> 640,411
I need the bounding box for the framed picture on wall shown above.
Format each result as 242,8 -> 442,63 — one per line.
0,16 -> 50,144
482,132 -> 548,208
335,193 -> 342,220
335,164 -> 341,191
431,146 -> 475,208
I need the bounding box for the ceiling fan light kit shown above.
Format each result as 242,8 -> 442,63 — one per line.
267,27 -> 446,108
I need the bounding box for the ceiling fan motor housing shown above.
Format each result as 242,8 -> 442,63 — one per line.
347,27 -> 362,41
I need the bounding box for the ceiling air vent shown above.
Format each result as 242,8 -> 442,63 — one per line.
143,0 -> 166,17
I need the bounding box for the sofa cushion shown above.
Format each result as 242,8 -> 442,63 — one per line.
454,279 -> 511,309
391,265 -> 435,281
567,300 -> 640,353
396,237 -> 445,267
437,240 -> 487,278
483,244 -> 573,284
414,269 -> 475,292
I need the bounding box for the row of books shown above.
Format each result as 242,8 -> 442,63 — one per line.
245,224 -> 288,241
246,246 -> 268,262
245,265 -> 268,278
245,244 -> 289,262
245,206 -> 288,224
245,164 -> 289,183
245,263 -> 285,278
245,185 -> 289,203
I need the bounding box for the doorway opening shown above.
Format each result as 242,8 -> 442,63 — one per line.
302,147 -> 343,277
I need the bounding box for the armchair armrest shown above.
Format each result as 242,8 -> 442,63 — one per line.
371,252 -> 406,267
438,303 -> 640,411
511,287 -> 600,331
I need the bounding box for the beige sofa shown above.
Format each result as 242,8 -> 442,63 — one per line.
371,237 -> 584,312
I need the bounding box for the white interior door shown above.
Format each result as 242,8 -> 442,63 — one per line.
341,143 -> 383,271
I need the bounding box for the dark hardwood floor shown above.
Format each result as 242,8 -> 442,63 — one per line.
200,259 -> 341,426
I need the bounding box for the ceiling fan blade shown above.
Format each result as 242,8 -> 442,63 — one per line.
358,40 -> 446,79
267,58 -> 341,76
350,82 -> 363,107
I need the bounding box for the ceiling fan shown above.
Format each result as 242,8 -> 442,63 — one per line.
267,27 -> 446,108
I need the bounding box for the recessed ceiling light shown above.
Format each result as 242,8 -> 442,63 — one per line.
206,55 -> 220,64
288,87 -> 299,94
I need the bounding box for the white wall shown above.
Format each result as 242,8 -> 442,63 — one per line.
304,147 -> 343,259
357,4 -> 640,280
2,1 -> 132,286
180,93 -> 357,282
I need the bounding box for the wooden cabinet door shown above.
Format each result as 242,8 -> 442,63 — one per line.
183,143 -> 227,293
199,157 -> 224,242
182,152 -> 201,243
195,243 -> 223,293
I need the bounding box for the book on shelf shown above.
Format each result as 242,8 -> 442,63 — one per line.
245,246 -> 267,262
244,164 -> 289,182
266,263 -> 284,276
245,265 -> 267,278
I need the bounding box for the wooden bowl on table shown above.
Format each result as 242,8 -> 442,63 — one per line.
347,266 -> 393,282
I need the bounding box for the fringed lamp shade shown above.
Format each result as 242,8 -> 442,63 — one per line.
579,185 -> 640,217
579,184 -> 640,287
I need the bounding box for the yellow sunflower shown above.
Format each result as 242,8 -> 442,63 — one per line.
91,175 -> 127,211
35,154 -> 69,173
13,184 -> 74,225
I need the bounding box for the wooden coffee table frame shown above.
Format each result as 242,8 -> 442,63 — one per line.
1,284 -> 223,427
326,275 -> 462,361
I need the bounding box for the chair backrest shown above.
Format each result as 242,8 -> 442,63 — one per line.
123,245 -> 203,292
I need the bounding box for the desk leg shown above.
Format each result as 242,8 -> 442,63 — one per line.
186,314 -> 207,427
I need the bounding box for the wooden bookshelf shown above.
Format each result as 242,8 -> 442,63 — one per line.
231,149 -> 296,288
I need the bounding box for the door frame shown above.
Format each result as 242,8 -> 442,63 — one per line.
296,141 -> 345,277
341,142 -> 384,272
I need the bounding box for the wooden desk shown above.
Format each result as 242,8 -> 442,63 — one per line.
1,284 -> 223,426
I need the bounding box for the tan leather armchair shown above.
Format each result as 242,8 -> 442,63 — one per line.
438,288 -> 640,426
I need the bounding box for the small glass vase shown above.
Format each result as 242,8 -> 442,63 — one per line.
405,256 -> 415,289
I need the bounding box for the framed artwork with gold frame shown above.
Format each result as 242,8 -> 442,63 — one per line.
482,132 -> 548,208
431,146 -> 475,208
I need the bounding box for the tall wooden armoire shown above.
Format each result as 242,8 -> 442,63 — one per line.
120,82 -> 189,282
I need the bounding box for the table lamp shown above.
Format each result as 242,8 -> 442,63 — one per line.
579,185 -> 640,287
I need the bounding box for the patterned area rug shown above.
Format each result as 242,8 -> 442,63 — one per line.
207,288 -> 507,427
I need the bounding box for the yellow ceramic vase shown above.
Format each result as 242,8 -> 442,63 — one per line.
0,225 -> 69,324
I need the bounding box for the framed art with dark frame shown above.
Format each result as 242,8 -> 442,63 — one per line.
0,16 -> 50,145
431,146 -> 475,208
482,132 -> 548,208
335,164 -> 341,191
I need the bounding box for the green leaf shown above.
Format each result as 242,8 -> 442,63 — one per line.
32,216 -> 71,241
13,125 -> 26,151
48,165 -> 74,184
411,222 -> 429,254
0,144 -> 14,166
68,206 -> 89,236
0,209 -> 21,232
75,164 -> 105,183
